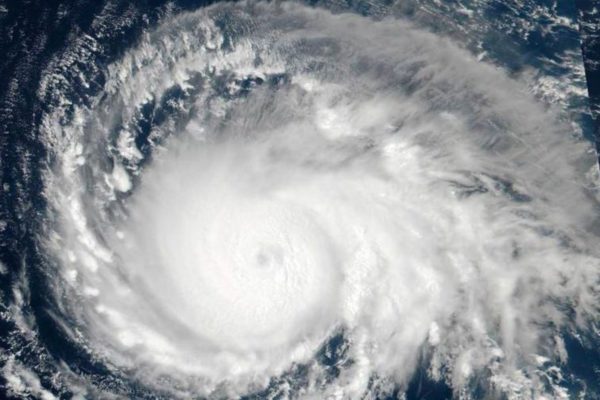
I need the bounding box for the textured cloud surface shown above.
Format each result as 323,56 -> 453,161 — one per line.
35,2 -> 600,398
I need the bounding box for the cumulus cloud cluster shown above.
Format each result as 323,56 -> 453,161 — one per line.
40,2 -> 600,398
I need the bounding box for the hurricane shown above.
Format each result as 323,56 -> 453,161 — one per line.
1,0 -> 600,399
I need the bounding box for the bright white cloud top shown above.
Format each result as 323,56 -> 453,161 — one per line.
35,1 -> 600,398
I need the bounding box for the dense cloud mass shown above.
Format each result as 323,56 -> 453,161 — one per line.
12,1 -> 600,398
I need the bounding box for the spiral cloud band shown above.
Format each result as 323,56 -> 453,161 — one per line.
29,1 -> 600,398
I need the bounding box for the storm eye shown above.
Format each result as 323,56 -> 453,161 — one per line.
254,246 -> 283,268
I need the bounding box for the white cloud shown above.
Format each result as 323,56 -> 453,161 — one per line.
35,2 -> 600,398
